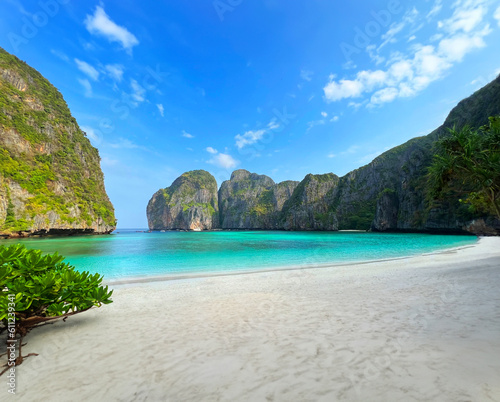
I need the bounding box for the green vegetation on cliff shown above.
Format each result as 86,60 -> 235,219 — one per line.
165,170 -> 217,205
0,47 -> 115,234
428,117 -> 500,219
249,189 -> 274,217
147,170 -> 219,230
146,76 -> 500,235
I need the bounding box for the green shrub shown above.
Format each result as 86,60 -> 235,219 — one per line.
0,245 -> 112,373
428,116 -> 500,219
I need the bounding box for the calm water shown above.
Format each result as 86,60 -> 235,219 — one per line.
1,230 -> 477,280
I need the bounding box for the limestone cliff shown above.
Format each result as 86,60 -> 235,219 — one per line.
0,47 -> 115,237
219,170 -> 274,229
367,75 -> 500,234
218,170 -> 299,229
281,173 -> 339,230
147,170 -> 219,230
146,75 -> 500,235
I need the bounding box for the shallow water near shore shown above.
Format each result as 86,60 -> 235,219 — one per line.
1,230 -> 478,280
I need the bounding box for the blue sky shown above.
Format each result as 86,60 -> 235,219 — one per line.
1,0 -> 500,228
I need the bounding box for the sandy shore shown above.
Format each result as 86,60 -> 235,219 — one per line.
5,237 -> 500,401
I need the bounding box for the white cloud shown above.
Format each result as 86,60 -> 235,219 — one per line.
51,49 -> 69,62
267,119 -> 280,130
208,153 -> 239,170
78,78 -> 93,98
235,129 -> 266,149
321,111 -> 328,118
324,0 -> 492,107
471,68 -> 500,87
370,87 -> 399,105
105,64 -> 124,82
343,145 -> 360,155
348,101 -> 365,109
182,130 -> 194,139
358,150 -> 384,165
206,147 -> 218,154
324,70 -> 386,102
378,7 -> 420,50
438,2 -> 486,34
427,0 -> 443,19
382,21 -> 406,45
75,59 -> 99,81
330,116 -> 339,122
438,32 -> 488,62
327,145 -> 360,159
107,138 -> 151,153
232,119 -> 279,150
81,126 -> 101,145
130,79 -> 145,103
84,6 -> 139,52
300,70 -> 314,81
342,60 -> 357,70
157,104 -> 164,117
430,33 -> 444,42
101,156 -> 119,166
307,119 -> 325,131
493,6 -> 500,26
470,76 -> 485,86
367,45 -> 385,65
83,42 -> 95,51
324,78 -> 364,102
109,138 -> 140,149
389,59 -> 414,82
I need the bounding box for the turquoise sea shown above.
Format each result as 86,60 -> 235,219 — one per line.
1,230 -> 478,280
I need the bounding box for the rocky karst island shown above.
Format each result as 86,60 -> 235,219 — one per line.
0,47 -> 115,238
147,74 -> 500,236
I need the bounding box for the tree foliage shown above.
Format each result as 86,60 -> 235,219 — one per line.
428,116 -> 500,219
0,244 -> 112,373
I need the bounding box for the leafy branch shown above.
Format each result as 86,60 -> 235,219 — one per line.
428,116 -> 500,219
0,245 -> 112,374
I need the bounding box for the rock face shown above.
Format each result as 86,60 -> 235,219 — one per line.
372,190 -> 399,231
148,169 -> 299,231
281,174 -> 339,230
146,75 -> 500,235
366,75 -> 500,234
147,170 -> 219,230
0,47 -> 115,237
219,170 -> 275,229
218,170 -> 300,229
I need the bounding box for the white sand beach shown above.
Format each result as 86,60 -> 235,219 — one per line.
7,237 -> 500,401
